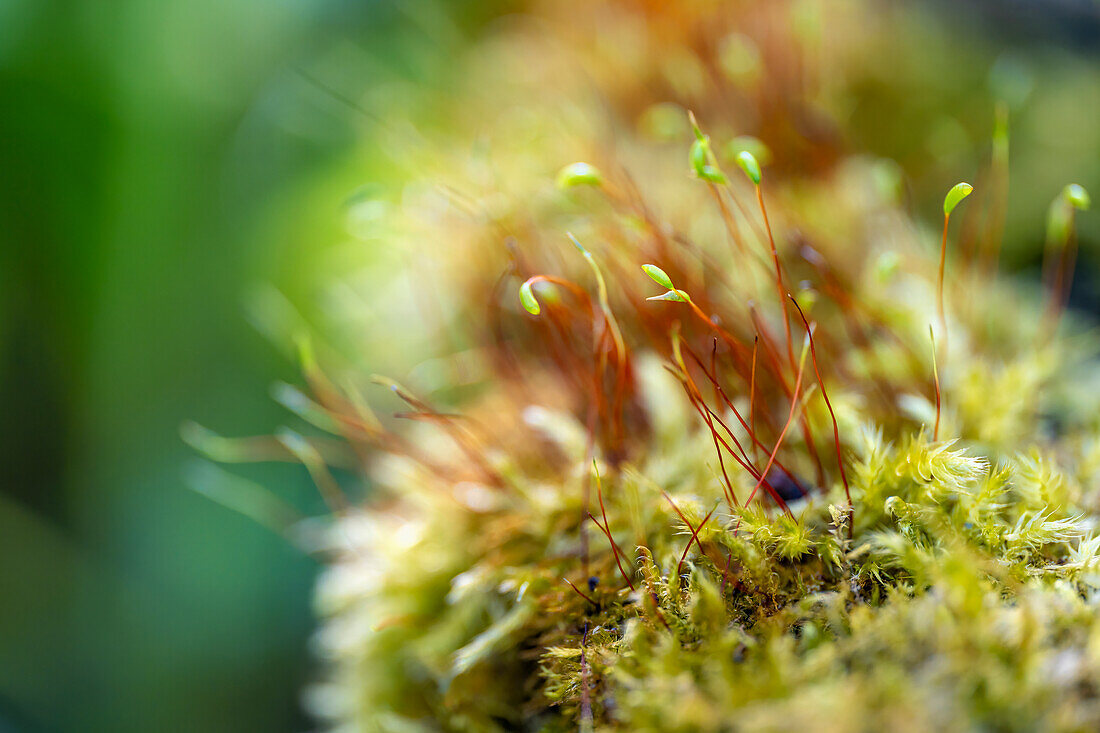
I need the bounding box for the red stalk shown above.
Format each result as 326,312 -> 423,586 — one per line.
745,342 -> 808,510
671,359 -> 792,510
564,578 -> 598,606
676,503 -> 719,577
680,345 -> 807,498
756,184 -> 796,375
749,336 -> 759,462
788,296 -> 851,508
587,511 -> 635,591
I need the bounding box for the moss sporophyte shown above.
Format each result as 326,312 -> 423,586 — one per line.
189,7 -> 1100,731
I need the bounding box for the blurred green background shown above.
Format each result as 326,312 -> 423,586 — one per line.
0,0 -> 1098,730
0,0 -> 509,730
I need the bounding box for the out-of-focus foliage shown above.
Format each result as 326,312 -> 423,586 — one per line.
0,0 -> 509,730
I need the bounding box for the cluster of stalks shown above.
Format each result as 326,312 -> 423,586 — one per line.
185,100 -> 1096,731
524,116 -> 957,576
199,117 -> 1087,595
513,112 -> 1093,606
190,107 -> 1089,611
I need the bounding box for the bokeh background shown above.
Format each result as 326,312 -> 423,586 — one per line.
1,0 -> 1098,730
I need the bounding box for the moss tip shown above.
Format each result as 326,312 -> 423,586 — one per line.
1064,183 -> 1091,211
519,280 -> 541,315
556,162 -> 603,189
736,150 -> 762,185
641,264 -> 674,290
646,289 -> 688,303
943,182 -> 974,215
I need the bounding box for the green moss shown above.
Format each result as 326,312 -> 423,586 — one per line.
196,5 -> 1100,731
301,297 -> 1100,730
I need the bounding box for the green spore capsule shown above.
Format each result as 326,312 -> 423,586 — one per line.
1064,184 -> 1090,211
556,162 -> 603,189
519,280 -> 541,315
943,182 -> 973,216
690,138 -> 709,176
736,150 -> 762,185
700,165 -> 727,184
641,264 -> 674,290
646,289 -> 689,303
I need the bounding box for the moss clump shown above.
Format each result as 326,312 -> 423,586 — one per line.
301,158 -> 1100,729
194,3 -> 1100,731
309,374 -> 1100,730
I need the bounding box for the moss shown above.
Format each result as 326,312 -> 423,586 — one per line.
196,3 -> 1100,731
300,174 -> 1100,729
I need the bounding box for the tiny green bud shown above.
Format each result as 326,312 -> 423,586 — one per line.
942,182 -> 973,216
646,289 -> 689,303
1064,183 -> 1090,211
556,162 -> 603,189
641,264 -> 674,290
736,151 -> 762,185
690,138 -> 708,175
689,138 -> 727,183
519,280 -> 541,315
700,165 -> 727,184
